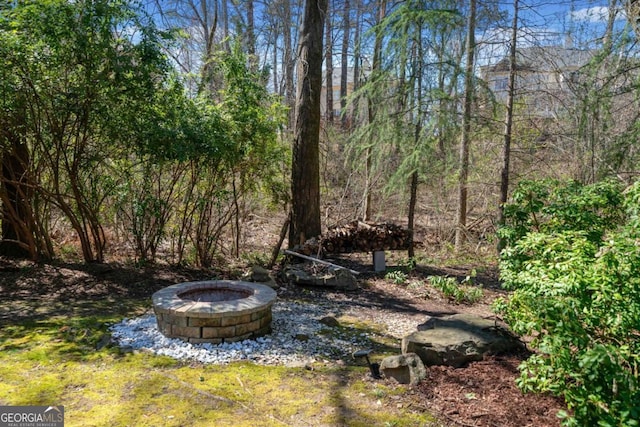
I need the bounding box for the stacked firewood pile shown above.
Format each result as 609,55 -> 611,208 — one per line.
292,221 -> 411,255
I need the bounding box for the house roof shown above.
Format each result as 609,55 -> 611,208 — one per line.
484,46 -> 596,73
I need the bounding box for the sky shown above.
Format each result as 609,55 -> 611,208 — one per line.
515,0 -> 628,41
478,0 -> 632,65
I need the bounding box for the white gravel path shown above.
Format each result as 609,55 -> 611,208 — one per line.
109,300 -> 422,366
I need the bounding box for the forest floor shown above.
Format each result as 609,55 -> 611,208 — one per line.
0,248 -> 565,427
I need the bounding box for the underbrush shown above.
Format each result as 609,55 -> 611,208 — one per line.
426,275 -> 484,304
386,269 -> 485,305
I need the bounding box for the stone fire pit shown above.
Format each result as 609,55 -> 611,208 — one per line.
152,280 -> 277,344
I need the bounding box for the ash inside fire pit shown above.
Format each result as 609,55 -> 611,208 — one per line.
178,288 -> 252,302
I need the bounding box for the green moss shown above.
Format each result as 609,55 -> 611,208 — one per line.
335,315 -> 401,355
0,311 -> 439,426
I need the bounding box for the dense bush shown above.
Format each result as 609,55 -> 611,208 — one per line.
497,179 -> 640,426
0,1 -> 286,264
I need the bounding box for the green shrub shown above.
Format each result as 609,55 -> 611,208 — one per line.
499,178 -> 624,249
498,179 -> 640,426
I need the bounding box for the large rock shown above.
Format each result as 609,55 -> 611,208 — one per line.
380,353 -> 426,385
402,313 -> 522,368
242,265 -> 279,289
284,265 -> 358,290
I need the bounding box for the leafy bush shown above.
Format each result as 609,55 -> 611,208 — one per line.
499,179 -> 624,249
497,179 -> 640,426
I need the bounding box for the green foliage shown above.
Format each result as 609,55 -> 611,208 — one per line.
498,179 -> 640,426
406,280 -> 424,291
0,1 -> 287,264
384,270 -> 408,285
129,80 -> 231,163
345,0 -> 465,217
0,0 -> 177,262
211,43 -> 289,205
399,257 -> 417,271
427,275 -> 484,304
498,178 -> 624,250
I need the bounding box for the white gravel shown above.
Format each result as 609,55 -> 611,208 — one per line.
109,300 -> 421,366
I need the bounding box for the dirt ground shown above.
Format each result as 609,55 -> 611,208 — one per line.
0,253 -> 565,427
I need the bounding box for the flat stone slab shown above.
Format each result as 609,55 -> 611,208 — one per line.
284,266 -> 358,290
402,313 -> 522,368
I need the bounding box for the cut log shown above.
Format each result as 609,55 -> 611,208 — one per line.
320,221 -> 411,254
290,221 -> 411,255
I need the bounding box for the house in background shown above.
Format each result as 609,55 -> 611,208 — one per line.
320,67 -> 356,119
320,62 -> 372,122
481,45 -> 596,118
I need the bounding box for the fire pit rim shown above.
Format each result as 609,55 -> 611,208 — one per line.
152,280 -> 277,319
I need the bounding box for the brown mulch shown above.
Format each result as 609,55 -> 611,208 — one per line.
414,354 -> 564,427
0,255 -> 567,426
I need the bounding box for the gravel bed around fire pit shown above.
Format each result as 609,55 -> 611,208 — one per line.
109,299 -> 420,365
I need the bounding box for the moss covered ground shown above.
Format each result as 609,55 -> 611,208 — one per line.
0,307 -> 438,426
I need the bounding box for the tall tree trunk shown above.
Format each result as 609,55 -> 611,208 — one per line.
362,0 -> 386,221
289,0 -> 327,247
352,0 -> 361,127
340,0 -> 350,129
497,0 -> 518,253
325,0 -> 334,123
407,32 -> 423,260
246,0 -> 257,69
272,27 -> 279,94
196,0 -> 219,95
407,170 -> 418,258
222,0 -> 230,51
284,0 -> 296,129
454,0 -> 476,252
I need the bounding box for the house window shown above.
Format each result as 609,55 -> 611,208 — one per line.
494,77 -> 508,91
569,71 -> 580,84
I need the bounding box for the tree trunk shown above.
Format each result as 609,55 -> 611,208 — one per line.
198,0 -> 219,95
284,0 -> 295,129
272,28 -> 279,94
340,0 -> 350,129
246,0 -> 257,70
454,0 -> 476,252
362,0 -> 386,221
497,0 -> 518,253
407,171 -> 418,258
407,33 -> 423,260
222,0 -> 230,51
325,0 -> 334,123
352,0 -> 361,127
289,0 -> 327,247
0,141 -> 37,259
